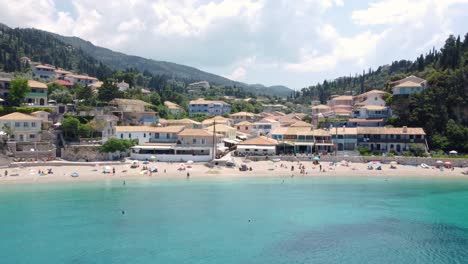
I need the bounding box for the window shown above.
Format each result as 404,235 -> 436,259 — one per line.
24,122 -> 29,127
245,126 -> 249,130
375,97 -> 378,101
30,134 -> 35,139
120,134 -> 123,139
31,122 -> 36,127
201,139 -> 206,144
15,122 -> 20,127
144,133 -> 146,138
129,133 -> 132,138
192,138 -> 197,144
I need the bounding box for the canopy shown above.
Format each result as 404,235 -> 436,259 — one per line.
444,161 -> 452,165
436,160 -> 443,164
150,155 -> 156,159
449,150 -> 458,154
390,161 -> 398,165
187,160 -> 194,164
103,166 -> 112,172
71,172 -> 79,177
313,156 -> 320,161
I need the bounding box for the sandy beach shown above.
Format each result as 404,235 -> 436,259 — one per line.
0,158 -> 467,185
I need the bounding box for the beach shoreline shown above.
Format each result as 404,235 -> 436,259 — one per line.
0,158 -> 467,185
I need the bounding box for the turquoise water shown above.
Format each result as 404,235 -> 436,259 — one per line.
1,176 -> 468,263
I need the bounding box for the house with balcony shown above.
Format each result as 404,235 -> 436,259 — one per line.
354,105 -> 391,119
0,112 -> 42,142
201,115 -> 232,127
271,126 -> 334,154
357,126 -> 427,154
115,125 -> 185,144
26,80 -> 48,106
32,64 -> 56,80
391,75 -> 427,96
262,104 -> 288,113
330,127 -> 358,151
161,118 -> 201,128
130,128 -> 219,162
189,99 -> 231,116
109,98 -> 157,125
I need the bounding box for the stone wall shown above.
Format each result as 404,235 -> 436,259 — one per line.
61,145 -> 108,161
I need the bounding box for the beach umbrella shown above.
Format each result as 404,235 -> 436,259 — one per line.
444,161 -> 452,165
151,166 -> 158,172
436,160 -> 443,164
313,156 -> 320,161
142,161 -> 149,165
449,150 -> 458,154
390,161 -> 397,165
187,160 -> 194,164
140,170 -> 148,175
71,172 -> 79,177
150,155 -> 156,160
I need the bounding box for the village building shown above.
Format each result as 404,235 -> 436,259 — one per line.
64,74 -> 98,86
109,98 -> 157,125
230,112 -> 257,124
130,128 -> 219,162
205,124 -> 236,140
390,75 -> 427,95
189,99 -> 231,116
164,101 -> 184,115
26,80 -> 48,106
357,127 -> 427,154
354,90 -> 389,106
117,81 -> 130,92
32,64 -> 56,80
236,136 -> 278,156
0,112 -> 42,142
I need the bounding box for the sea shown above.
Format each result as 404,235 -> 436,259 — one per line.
1,176 -> 468,264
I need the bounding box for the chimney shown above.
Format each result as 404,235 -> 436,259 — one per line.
402,126 -> 408,133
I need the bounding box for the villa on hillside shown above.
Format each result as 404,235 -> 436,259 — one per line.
0,78 -> 48,106
391,75 -> 427,95
32,64 -> 56,80
354,90 -> 389,106
164,101 -> 184,115
230,112 -> 257,124
65,74 -> 98,86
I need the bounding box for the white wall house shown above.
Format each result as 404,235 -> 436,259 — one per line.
32,65 -> 56,80
0,112 -> 42,142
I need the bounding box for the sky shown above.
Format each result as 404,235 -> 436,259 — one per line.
1,0 -> 468,89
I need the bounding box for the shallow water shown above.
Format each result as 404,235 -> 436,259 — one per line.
1,176 -> 468,264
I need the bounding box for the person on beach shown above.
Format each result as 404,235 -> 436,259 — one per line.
4,170 -> 7,177
112,167 -> 115,175
123,180 -> 126,186
186,172 -> 190,179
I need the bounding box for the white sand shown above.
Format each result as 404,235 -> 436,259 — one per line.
0,158 -> 466,185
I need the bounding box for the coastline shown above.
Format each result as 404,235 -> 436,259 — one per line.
0,159 -> 467,185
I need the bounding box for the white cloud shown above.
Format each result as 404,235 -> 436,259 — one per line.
224,67 -> 247,81
0,0 -> 466,88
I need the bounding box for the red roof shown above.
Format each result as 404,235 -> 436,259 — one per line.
49,80 -> 73,87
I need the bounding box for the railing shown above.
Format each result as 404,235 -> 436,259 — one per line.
358,138 -> 425,143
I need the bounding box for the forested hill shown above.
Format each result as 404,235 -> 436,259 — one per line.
297,33 -> 468,153
0,23 -> 293,97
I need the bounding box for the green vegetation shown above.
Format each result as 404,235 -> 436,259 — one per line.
7,78 -> 30,106
99,138 -> 137,153
296,33 -> 468,153
357,146 -> 371,156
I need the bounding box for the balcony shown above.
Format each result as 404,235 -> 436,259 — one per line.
358,138 -> 425,144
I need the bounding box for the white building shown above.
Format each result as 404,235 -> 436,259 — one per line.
117,81 -> 130,91
115,126 -> 184,144
0,112 -> 42,142
32,65 -> 56,80
354,90 -> 389,107
65,74 -> 98,86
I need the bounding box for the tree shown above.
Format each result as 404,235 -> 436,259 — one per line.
75,84 -> 95,105
49,88 -> 73,104
99,138 -> 136,153
8,78 -> 30,106
409,143 -> 427,157
61,116 -> 80,141
98,79 -> 121,102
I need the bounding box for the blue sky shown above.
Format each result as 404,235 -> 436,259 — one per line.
1,0 -> 468,89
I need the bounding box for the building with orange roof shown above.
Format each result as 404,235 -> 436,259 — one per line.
0,112 -> 43,142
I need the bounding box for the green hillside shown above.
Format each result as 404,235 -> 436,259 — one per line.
296,33 -> 468,153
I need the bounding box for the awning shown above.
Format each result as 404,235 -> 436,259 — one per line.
223,139 -> 238,144
294,142 -> 315,146
237,145 -> 276,151
132,145 -> 173,150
